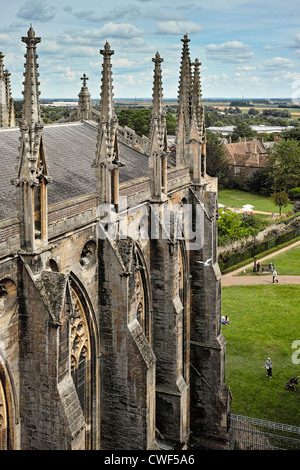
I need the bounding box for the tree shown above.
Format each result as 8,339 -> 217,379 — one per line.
231,121 -> 257,142
217,208 -> 257,245
270,191 -> 290,216
116,108 -> 176,137
206,130 -> 227,180
282,128 -> 300,142
267,139 -> 300,193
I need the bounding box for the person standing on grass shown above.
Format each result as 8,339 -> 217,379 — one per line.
253,258 -> 257,272
257,261 -> 261,275
273,269 -> 279,283
264,358 -> 273,378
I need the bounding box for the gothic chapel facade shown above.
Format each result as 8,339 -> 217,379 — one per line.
0,27 -> 231,450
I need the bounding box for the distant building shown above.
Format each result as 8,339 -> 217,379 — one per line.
222,137 -> 274,178
208,125 -> 294,136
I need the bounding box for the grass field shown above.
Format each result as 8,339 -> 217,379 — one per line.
209,102 -> 300,117
222,285 -> 300,425
239,244 -> 300,276
218,189 -> 294,214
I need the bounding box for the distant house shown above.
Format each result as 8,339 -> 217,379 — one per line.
222,137 -> 275,178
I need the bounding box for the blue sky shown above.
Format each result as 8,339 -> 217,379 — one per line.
1,0 -> 300,99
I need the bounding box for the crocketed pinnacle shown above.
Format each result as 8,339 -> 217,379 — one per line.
95,41 -> 118,164
15,26 -> 49,188
99,41 -> 116,125
0,52 -> 9,127
0,52 -> 4,81
21,25 -> 42,128
192,58 -> 204,135
150,51 -> 167,151
177,34 -> 192,126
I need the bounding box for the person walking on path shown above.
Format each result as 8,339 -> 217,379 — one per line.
273,269 -> 279,283
264,358 -> 273,378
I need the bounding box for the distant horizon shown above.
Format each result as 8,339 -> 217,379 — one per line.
13,97 -> 296,102
1,1 -> 299,100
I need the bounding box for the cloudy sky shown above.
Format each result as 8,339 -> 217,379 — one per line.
1,0 -> 300,99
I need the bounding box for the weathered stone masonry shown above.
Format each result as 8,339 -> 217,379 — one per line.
0,27 -> 231,450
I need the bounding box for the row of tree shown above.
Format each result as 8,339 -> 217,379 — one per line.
116,108 -> 177,137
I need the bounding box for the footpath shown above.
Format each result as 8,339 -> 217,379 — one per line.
222,240 -> 300,287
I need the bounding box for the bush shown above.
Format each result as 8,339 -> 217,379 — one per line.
288,187 -> 300,201
293,201 -> 300,213
218,225 -> 300,272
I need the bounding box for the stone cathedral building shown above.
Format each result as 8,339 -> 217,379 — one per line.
0,27 -> 231,451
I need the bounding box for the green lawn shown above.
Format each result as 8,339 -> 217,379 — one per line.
239,244 -> 300,276
222,285 -> 300,426
219,189 -> 294,214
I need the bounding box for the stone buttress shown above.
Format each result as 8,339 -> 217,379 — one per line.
96,42 -> 157,450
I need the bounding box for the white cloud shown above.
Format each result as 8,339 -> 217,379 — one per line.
156,21 -> 202,35
64,4 -> 141,23
176,3 -> 202,11
283,71 -> 300,81
236,65 -> 256,71
54,65 -> 76,81
0,33 -> 14,45
202,73 -> 229,87
93,23 -> 144,39
113,58 -> 134,68
259,57 -> 294,71
263,45 -> 282,51
16,0 -> 56,22
205,41 -> 254,63
288,34 -> 300,49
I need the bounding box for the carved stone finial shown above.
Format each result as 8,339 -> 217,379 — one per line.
152,51 -> 163,65
100,41 -> 114,57
181,34 -> 190,44
80,73 -> 89,88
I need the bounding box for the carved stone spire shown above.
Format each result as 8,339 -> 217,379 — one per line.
0,51 -> 4,80
4,69 -> 15,127
21,25 -> 42,128
149,51 -> 168,200
176,35 -> 192,166
192,59 -> 204,134
78,73 -> 91,120
94,41 -> 121,207
0,52 -> 9,127
192,58 -> 206,178
13,26 -> 50,252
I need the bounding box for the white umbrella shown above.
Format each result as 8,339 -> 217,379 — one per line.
242,204 -> 254,211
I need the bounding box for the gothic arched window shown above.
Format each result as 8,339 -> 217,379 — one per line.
0,378 -> 8,450
58,278 -> 94,449
135,250 -> 151,343
70,287 -> 91,417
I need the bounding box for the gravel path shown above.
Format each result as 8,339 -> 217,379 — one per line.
222,240 -> 300,287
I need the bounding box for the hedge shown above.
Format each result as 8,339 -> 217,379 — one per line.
218,226 -> 300,273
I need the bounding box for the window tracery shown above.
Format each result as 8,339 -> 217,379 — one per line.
0,379 -> 7,450
70,286 -> 91,415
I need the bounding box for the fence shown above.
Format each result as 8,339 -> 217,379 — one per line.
229,414 -> 300,450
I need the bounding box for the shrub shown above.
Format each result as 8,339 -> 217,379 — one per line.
288,187 -> 300,201
293,201 -> 300,213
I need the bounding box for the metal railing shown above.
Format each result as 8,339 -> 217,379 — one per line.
229,414 -> 300,450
